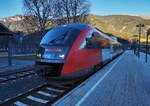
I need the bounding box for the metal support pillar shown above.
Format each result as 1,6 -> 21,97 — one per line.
138,26 -> 141,58
8,36 -> 12,66
146,29 -> 150,63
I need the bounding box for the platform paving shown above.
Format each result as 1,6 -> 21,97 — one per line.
0,57 -> 34,75
53,51 -> 150,106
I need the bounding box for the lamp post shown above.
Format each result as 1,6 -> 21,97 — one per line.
146,28 -> 150,63
136,24 -> 145,58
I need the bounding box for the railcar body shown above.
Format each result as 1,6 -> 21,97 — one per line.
35,23 -> 122,79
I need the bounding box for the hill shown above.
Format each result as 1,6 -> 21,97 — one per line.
1,14 -> 150,42
88,14 -> 150,42
139,15 -> 150,20
0,15 -> 24,32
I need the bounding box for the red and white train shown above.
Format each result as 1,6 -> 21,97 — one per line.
35,23 -> 123,79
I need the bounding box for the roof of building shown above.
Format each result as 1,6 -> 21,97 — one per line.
0,23 -> 14,36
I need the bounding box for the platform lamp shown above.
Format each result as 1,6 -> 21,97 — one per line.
136,24 -> 145,58
146,28 -> 150,63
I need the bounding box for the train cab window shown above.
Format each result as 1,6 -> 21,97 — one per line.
80,32 -> 97,49
40,27 -> 80,46
80,31 -> 110,49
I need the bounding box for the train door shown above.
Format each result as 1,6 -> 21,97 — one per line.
96,33 -> 111,62
110,41 -> 121,58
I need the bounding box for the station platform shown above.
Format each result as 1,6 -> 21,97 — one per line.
0,57 -> 34,75
52,51 -> 150,106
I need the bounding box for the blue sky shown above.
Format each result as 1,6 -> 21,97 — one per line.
0,0 -> 23,18
0,0 -> 150,18
90,0 -> 150,16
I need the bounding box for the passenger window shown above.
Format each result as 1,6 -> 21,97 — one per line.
111,42 -> 120,52
95,32 -> 110,49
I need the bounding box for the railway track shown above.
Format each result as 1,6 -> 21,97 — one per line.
0,53 -> 123,106
0,69 -> 36,84
0,79 -> 82,106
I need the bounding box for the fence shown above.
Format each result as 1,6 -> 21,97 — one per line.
0,41 -> 39,55
11,43 -> 38,54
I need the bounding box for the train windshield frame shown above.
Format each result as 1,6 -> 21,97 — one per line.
40,27 -> 81,46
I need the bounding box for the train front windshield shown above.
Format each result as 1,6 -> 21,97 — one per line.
40,27 -> 81,46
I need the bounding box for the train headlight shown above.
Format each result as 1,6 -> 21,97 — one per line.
59,54 -> 65,58
37,53 -> 41,58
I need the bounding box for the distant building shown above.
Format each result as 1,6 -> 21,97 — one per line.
0,23 -> 14,35
0,23 -> 14,66
0,23 -> 14,48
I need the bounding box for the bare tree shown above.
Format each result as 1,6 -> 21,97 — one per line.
22,15 -> 40,33
23,0 -> 53,32
22,0 -> 90,33
54,0 -> 90,24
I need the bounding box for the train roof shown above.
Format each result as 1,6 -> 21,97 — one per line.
56,23 -> 90,31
